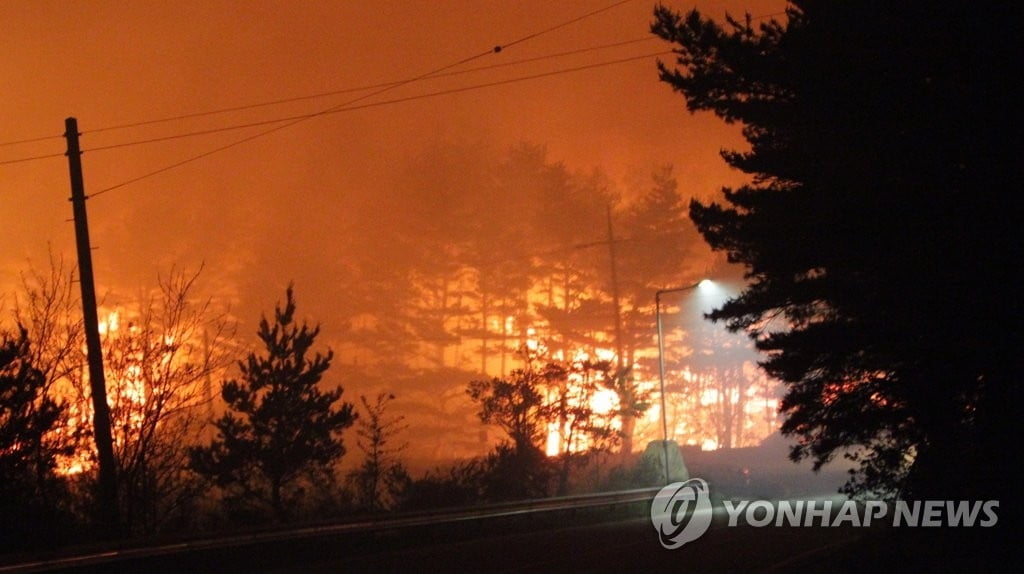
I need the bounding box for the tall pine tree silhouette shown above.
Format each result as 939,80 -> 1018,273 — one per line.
652,2 -> 1020,501
191,286 -> 355,520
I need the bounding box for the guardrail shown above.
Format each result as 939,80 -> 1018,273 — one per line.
2,487 -> 661,572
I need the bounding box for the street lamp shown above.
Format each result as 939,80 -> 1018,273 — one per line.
655,279 -> 713,484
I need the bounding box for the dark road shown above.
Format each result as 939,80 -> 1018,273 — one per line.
80,510 -> 864,574
275,516 -> 863,574
10,502 -> 1016,573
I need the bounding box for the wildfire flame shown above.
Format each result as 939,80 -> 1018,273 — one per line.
53,309 -> 195,476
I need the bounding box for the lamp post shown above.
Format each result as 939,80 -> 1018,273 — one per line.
655,279 -> 712,484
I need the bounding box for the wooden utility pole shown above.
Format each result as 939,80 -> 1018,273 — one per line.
65,117 -> 119,533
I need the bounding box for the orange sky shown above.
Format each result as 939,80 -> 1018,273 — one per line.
1,0 -> 783,338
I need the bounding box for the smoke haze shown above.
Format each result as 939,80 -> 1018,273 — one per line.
2,1 -> 782,463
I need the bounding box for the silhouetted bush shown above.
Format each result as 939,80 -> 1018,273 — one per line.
400,458 -> 486,511
480,441 -> 553,502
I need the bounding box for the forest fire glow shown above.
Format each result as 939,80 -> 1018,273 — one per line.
50,298 -> 220,478
522,321 -> 779,458
542,346 -> 624,457
53,310 -> 146,476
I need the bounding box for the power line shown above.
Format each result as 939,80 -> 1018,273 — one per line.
0,8 -> 789,151
90,51 -> 670,195
500,0 -> 634,51
89,0 -> 641,197
84,50 -> 670,158
0,151 -> 65,166
3,47 -> 494,176
0,47 -> 668,170
0,133 -> 64,149
84,41 -> 661,151
85,37 -> 657,137
0,36 -> 654,152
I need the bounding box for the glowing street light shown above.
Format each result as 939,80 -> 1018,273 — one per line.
655,279 -> 714,484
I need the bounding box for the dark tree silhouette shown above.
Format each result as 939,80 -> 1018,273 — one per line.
467,366 -> 551,457
653,2 -> 1020,500
466,360 -> 560,499
547,358 -> 621,494
466,353 -> 624,498
346,392 -> 409,512
0,327 -> 74,550
190,286 -> 355,520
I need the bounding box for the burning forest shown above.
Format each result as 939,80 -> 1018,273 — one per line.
1,150 -> 779,544
0,0 -> 790,557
